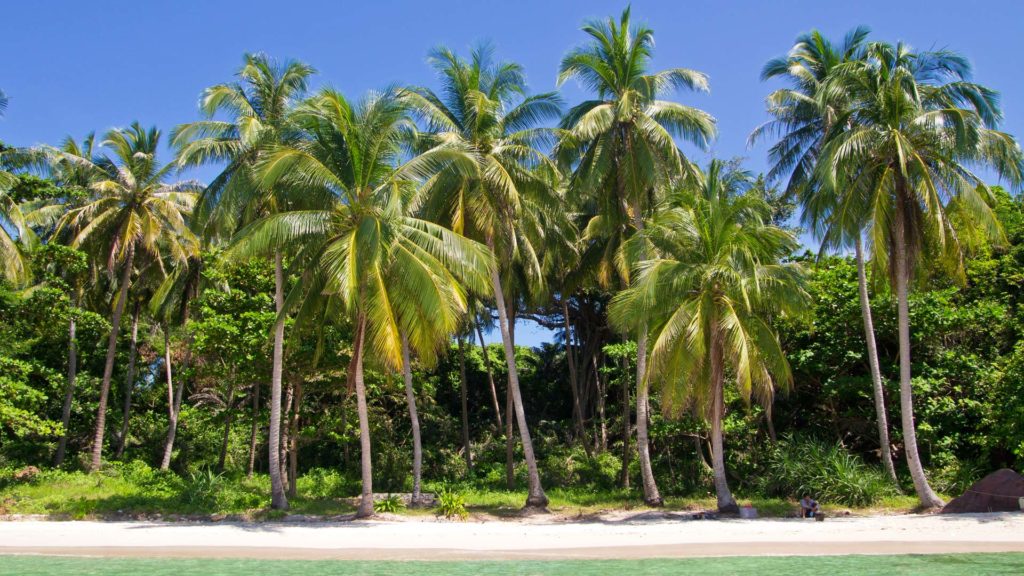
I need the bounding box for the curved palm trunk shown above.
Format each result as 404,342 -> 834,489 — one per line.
710,330 -> 738,513
54,305 -> 78,467
115,302 -> 141,459
159,325 -> 182,471
401,334 -> 423,504
352,315 -> 374,518
855,236 -> 899,486
505,370 -> 515,490
635,332 -> 663,506
630,207 -> 663,506
89,245 -> 135,472
490,266 -> 547,508
474,321 -> 503,430
892,208 -> 944,508
457,335 -> 473,473
269,251 -> 289,509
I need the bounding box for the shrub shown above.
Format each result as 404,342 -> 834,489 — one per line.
759,435 -> 898,507
183,468 -> 225,508
298,467 -> 354,499
435,485 -> 468,520
373,494 -> 405,513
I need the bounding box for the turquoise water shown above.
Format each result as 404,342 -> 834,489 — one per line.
2,554 -> 1023,575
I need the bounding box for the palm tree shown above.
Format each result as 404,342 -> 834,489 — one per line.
750,27 -> 903,484
173,53 -> 314,509
405,44 -> 562,509
610,160 -> 807,512
50,123 -> 199,472
814,42 -> 1024,508
557,7 -> 716,505
229,87 -> 492,517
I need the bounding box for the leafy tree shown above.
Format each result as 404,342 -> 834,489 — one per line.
50,123 -> 200,472
232,88 -> 493,516
405,44 -> 562,509
173,53 -> 315,509
752,27 -> 902,484
557,7 -> 716,505
814,42 -> 1024,507
610,160 -> 807,512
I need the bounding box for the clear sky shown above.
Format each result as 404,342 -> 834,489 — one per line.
3,0 -> 1022,346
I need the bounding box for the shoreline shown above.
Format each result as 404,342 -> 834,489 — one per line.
1,512 -> 1022,560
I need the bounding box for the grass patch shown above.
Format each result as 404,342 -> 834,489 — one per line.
0,462 -> 935,520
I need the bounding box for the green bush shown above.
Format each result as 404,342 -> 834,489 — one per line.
298,467 -> 355,499
435,485 -> 468,520
759,436 -> 898,507
373,494 -> 404,513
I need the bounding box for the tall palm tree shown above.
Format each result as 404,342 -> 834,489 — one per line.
557,7 -> 716,505
814,42 -> 1024,508
750,27 -> 903,484
609,160 -> 807,512
50,123 -> 199,472
173,53 -> 314,509
230,87 -> 492,517
405,44 -> 562,509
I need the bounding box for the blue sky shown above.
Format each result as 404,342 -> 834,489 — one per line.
3,0 -> 1023,346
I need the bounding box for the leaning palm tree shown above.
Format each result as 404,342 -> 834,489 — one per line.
50,123 -> 199,472
405,44 -> 562,509
814,42 -> 1024,508
173,53 -> 315,509
229,87 -> 493,517
750,27 -> 903,485
610,160 -> 807,512
557,7 -> 716,505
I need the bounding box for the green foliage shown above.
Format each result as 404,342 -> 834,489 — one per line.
759,436 -> 899,507
435,485 -> 468,520
0,355 -> 62,438
373,494 -> 405,513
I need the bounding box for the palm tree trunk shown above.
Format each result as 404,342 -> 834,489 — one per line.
280,379 -> 294,495
630,207 -> 663,506
89,244 -> 135,472
892,205 -> 944,508
505,369 -> 515,490
115,301 -> 141,459
247,381 -> 260,478
855,235 -> 899,486
635,332 -> 663,505
595,355 -> 608,452
620,355 -> 630,489
562,299 -> 592,456
401,334 -> 423,504
457,335 -> 473,473
217,381 -> 235,473
159,325 -> 181,471
54,306 -> 78,467
490,265 -> 547,508
474,321 -> 503,430
352,315 -> 375,518
287,379 -> 303,498
269,251 -> 289,509
710,329 -> 738,513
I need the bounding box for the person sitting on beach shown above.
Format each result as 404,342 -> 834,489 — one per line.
799,494 -> 819,518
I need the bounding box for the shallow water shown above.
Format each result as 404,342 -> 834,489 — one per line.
2,554 -> 1023,576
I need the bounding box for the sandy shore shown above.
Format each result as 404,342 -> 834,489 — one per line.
2,513 -> 1022,560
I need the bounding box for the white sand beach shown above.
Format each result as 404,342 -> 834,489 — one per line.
2,513 -> 1022,560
